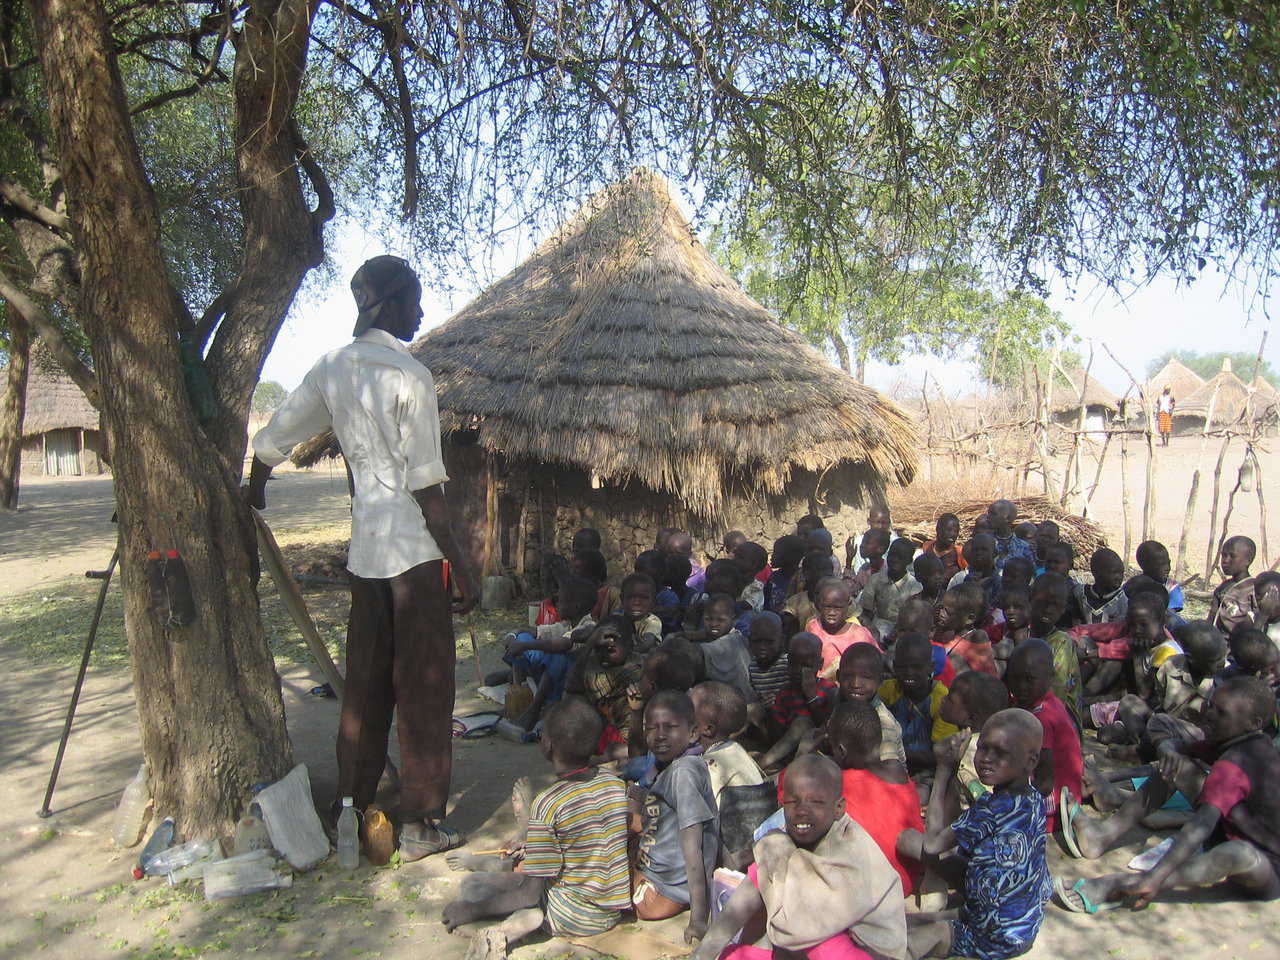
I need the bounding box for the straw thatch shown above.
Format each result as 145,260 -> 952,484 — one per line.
21,368 -> 99,435
889,494 -> 1108,566
1177,358 -> 1273,427
293,169 -> 917,516
1045,367 -> 1120,416
1146,358 -> 1204,400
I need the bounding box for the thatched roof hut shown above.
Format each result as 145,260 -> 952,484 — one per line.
1177,358 -> 1275,430
1045,367 -> 1120,418
293,169 -> 917,575
18,368 -> 107,476
1147,358 -> 1204,400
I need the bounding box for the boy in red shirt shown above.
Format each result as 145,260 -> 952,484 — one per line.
1005,639 -> 1082,834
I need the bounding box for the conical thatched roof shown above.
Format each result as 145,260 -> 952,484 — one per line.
1178,358 -> 1268,426
1045,367 -> 1119,415
1147,358 -> 1204,399
294,169 -> 916,513
20,368 -> 98,435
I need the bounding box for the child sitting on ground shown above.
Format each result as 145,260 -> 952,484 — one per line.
631,690 -> 720,943
765,534 -> 806,614
746,611 -> 790,713
913,553 -> 949,612
619,572 -> 663,652
1224,624 -> 1280,685
1211,535 -> 1258,636
694,754 -> 908,960
910,709 -> 1052,959
845,528 -> 890,599
934,584 -> 998,677
806,527 -> 843,580
734,541 -> 770,613
1073,548 -> 1128,625
783,551 -> 835,634
921,512 -> 965,583
758,632 -> 840,772
937,671 -> 1012,810
1130,539 -> 1185,622
657,554 -> 694,634
808,579 -> 878,677
860,539 -> 922,643
1057,676 -> 1280,912
948,533 -> 999,610
1004,640 -> 1083,833
565,615 -> 644,753
891,597 -> 954,682
442,696 -> 630,951
500,577 -> 600,730
1029,572 -> 1084,732
836,642 -> 907,765
992,583 -> 1031,672
1252,572 -> 1280,651
879,633 -> 959,794
690,681 -> 764,802
689,593 -> 755,705
827,700 -> 925,896
1033,521 -> 1060,575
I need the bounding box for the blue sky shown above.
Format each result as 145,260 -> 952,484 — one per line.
263,212 -> 1279,399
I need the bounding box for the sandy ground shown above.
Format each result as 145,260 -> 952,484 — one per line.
2,450 -> 1280,959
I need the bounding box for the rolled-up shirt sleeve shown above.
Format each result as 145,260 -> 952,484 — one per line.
400,369 -> 449,490
251,374 -> 331,467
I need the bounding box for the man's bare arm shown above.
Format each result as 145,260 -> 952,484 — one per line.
414,484 -> 478,615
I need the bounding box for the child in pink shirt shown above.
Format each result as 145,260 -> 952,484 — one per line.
806,580 -> 879,678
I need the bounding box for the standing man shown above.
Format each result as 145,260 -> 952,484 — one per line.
1156,386 -> 1175,447
246,255 -> 476,859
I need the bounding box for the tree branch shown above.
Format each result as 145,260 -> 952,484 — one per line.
0,178 -> 70,231
0,264 -> 98,407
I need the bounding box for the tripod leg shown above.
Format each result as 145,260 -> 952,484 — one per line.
38,547 -> 119,818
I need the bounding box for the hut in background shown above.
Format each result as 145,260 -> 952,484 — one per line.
1038,367 -> 1119,433
1176,358 -> 1277,434
21,369 -> 107,477
293,170 -> 917,580
1146,358 -> 1205,401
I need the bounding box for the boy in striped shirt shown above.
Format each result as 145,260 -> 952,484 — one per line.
442,696 -> 630,952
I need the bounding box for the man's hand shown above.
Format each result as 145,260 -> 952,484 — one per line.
1156,747 -> 1191,786
451,568 -> 478,615
626,682 -> 646,712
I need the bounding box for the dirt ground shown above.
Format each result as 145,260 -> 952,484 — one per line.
2,455 -> 1279,959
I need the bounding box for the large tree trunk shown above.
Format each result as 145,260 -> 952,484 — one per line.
0,307 -> 31,509
28,0 -> 298,835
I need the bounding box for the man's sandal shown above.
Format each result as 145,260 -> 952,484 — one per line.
399,823 -> 464,862
1053,876 -> 1119,915
1059,788 -> 1085,859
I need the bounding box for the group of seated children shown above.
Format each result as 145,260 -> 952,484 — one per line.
445,509 -> 1279,959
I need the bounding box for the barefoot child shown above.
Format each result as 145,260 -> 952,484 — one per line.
909,709 -> 1052,960
808,580 -> 879,677
1004,640 -> 1082,833
1210,535 -> 1258,635
1057,676 -> 1280,911
442,697 -> 630,951
632,690 -> 719,943
690,681 -> 764,802
879,633 -> 960,792
693,755 -> 908,960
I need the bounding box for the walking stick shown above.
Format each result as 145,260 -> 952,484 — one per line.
37,546 -> 119,818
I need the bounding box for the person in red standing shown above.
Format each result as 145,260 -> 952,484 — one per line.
247,255 -> 477,859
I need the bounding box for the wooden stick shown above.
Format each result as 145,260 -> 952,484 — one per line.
1119,431 -> 1133,564
1204,435 -> 1233,583
468,849 -> 512,856
1251,447 -> 1269,569
1174,382 -> 1221,580
469,629 -> 485,688
252,509 -> 345,697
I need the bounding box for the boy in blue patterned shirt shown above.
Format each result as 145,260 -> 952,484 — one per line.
910,708 -> 1052,960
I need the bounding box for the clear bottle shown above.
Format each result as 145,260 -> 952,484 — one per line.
135,816 -> 175,879
336,796 -> 359,870
144,838 -> 218,876
231,802 -> 272,857
113,762 -> 152,848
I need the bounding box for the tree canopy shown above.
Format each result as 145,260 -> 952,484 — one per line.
1148,350 -> 1277,388
251,379 -> 286,413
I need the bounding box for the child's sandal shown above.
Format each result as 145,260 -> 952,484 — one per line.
1053,876 -> 1120,915
1059,788 -> 1085,859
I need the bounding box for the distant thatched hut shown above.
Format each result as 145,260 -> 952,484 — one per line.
1146,358 -> 1205,401
21,369 -> 107,476
293,170 -> 917,578
1176,358 -> 1277,434
1037,367 -> 1119,433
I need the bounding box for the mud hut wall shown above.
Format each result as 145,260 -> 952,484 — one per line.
441,443 -> 880,592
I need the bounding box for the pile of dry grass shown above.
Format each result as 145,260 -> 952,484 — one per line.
889,494 -> 1109,561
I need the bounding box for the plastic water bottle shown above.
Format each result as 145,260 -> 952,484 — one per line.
336,797 -> 359,870
143,838 -> 218,876
135,817 -> 175,879
113,762 -> 151,848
